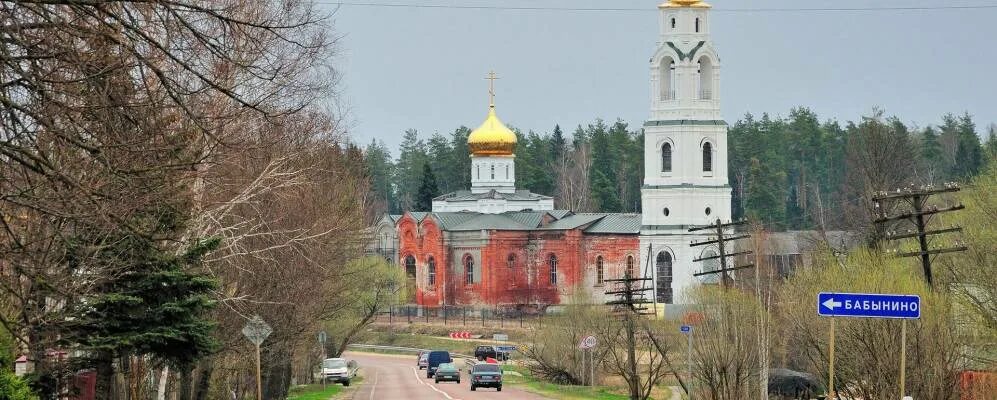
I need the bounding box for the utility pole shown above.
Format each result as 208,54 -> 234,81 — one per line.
688,219 -> 754,288
872,184 -> 967,287
604,261 -> 654,400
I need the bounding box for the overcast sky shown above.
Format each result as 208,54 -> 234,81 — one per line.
324,0 -> 997,152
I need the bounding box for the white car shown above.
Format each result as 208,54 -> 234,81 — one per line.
320,358 -> 358,386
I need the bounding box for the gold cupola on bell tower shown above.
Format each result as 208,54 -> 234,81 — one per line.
467,71 -> 517,156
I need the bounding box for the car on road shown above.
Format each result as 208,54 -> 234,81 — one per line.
417,351 -> 429,369
433,362 -> 461,384
474,345 -> 509,361
469,362 -> 503,391
320,358 -> 358,386
425,350 -> 452,378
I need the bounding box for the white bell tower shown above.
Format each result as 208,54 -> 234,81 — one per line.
640,0 -> 732,306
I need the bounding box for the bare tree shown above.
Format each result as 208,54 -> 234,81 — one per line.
842,110 -> 918,244
1,0 -> 342,397
555,142 -> 594,212
687,287 -> 764,400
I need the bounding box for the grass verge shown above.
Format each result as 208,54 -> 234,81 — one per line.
499,365 -> 638,400
287,377 -> 363,400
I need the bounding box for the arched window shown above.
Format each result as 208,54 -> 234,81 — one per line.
656,252 -> 674,304
505,165 -> 509,179
670,17 -> 676,29
695,17 -> 700,32
404,255 -> 416,279
490,165 -> 495,180
698,56 -> 713,100
507,253 -> 516,269
464,254 -> 475,284
476,165 -> 480,180
661,142 -> 672,172
626,255 -> 636,278
596,256 -> 605,285
548,254 -> 558,285
703,142 -> 713,172
659,57 -> 675,101
427,257 -> 436,286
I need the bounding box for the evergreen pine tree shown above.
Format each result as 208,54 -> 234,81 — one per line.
550,124 -> 567,160
415,163 -> 439,211
364,140 -> 396,213
952,113 -> 983,180
69,207 -> 219,397
396,129 -> 428,210
985,124 -> 997,167
920,126 -> 944,176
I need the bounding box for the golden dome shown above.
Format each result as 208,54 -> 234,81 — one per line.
660,0 -> 712,8
468,105 -> 517,156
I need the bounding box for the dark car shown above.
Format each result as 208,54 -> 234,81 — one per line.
474,345 -> 508,361
469,363 -> 503,391
433,363 -> 461,384
425,350 -> 452,378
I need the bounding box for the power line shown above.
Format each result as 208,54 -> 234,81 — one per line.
319,1 -> 997,13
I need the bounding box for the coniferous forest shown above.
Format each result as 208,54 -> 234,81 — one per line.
365,108 -> 997,231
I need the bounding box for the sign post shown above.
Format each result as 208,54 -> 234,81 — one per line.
680,325 -> 693,399
242,316 -> 273,400
817,292 -> 921,399
579,335 -> 597,387
318,331 -> 328,390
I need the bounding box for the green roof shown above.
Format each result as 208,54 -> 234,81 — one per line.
584,214 -> 642,234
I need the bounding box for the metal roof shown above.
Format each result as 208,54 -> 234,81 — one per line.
584,213 -> 642,234
433,189 -> 552,202
428,212 -> 480,230
447,214 -> 533,231
540,214 -> 607,230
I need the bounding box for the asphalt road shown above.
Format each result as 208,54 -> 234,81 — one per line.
344,351 -> 550,400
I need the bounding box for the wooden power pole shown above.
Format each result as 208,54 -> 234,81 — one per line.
688,219 -> 754,288
872,184 -> 967,287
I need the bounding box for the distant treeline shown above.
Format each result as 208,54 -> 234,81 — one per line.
363,108 -> 997,231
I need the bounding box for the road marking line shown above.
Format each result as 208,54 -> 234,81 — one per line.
410,367 -> 461,400
368,371 -> 379,400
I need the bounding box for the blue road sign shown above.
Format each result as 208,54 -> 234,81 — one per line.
817,292 -> 921,319
680,325 -> 692,333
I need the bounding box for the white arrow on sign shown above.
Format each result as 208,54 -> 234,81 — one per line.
822,298 -> 843,310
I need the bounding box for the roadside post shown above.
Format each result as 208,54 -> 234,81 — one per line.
680,325 -> 693,399
817,292 -> 921,399
578,335 -> 597,386
242,316 -> 273,400
318,331 -> 328,389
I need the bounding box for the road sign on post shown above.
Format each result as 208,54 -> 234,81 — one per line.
817,292 -> 921,319
680,326 -> 693,399
242,316 -> 272,400
578,335 -> 597,387
817,292 -> 921,399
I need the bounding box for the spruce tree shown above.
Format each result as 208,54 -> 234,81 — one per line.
415,163 -> 439,211
920,126 -> 944,175
951,113 -> 983,180
68,207 -> 219,398
550,124 -> 567,160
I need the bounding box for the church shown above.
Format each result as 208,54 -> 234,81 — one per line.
370,0 -> 731,309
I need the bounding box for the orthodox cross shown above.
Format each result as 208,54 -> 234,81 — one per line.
486,70 -> 500,107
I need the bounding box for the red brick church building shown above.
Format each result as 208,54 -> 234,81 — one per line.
370,96 -> 645,307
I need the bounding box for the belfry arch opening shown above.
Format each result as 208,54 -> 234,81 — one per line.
697,56 -> 713,100
661,142 -> 672,172
659,57 -> 675,101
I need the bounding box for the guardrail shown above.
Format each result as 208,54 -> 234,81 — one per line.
346,344 -> 475,361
